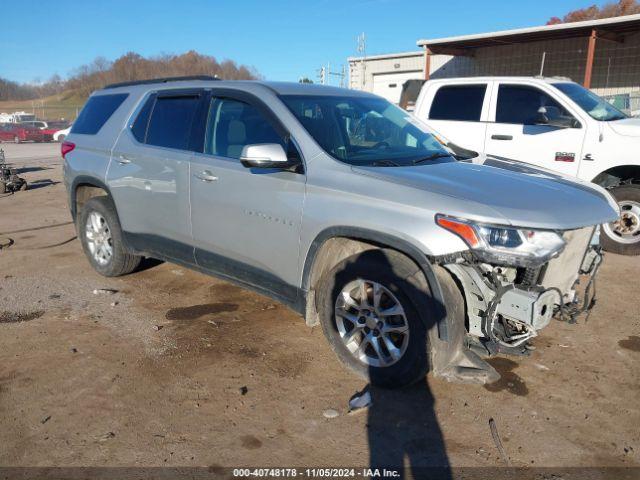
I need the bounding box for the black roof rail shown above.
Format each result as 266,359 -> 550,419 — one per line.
104,75 -> 221,89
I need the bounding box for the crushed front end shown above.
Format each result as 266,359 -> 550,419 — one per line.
433,217 -> 604,377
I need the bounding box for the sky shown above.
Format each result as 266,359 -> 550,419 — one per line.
1,0 -> 607,86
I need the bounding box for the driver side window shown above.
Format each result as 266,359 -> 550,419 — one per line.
496,85 -> 574,126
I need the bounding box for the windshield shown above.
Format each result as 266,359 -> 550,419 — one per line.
553,82 -> 627,121
280,94 -> 454,166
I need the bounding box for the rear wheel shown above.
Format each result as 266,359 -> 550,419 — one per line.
78,196 -> 141,276
317,249 -> 434,388
601,184 -> 640,256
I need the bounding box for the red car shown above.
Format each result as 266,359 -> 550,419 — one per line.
20,121 -> 58,139
0,123 -> 48,143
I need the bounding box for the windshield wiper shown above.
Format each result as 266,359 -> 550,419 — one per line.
412,153 -> 454,165
370,159 -> 402,167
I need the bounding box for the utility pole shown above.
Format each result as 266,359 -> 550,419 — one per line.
327,63 -> 346,88
317,63 -> 346,87
357,32 -> 366,90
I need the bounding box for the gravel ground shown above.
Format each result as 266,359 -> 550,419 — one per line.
0,143 -> 638,474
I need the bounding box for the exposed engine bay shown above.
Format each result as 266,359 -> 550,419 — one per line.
441,227 -> 602,355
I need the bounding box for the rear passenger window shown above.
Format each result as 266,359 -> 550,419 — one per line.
204,98 -> 285,159
71,94 -> 128,135
429,85 -> 487,121
146,95 -> 200,150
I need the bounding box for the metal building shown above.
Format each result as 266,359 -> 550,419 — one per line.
418,14 -> 640,102
349,14 -> 640,110
348,51 -> 471,104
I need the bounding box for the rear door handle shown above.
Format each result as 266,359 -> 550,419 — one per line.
194,170 -> 218,182
117,154 -> 134,165
491,134 -> 513,141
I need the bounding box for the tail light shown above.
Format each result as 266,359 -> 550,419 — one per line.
61,141 -> 75,159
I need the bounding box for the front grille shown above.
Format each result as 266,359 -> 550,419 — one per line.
517,266 -> 541,286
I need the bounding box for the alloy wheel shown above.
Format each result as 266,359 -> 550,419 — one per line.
334,279 -> 410,368
85,211 -> 113,266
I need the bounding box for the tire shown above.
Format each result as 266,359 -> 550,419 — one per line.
317,248 -> 435,388
78,196 -> 142,276
600,184 -> 640,256
19,181 -> 27,191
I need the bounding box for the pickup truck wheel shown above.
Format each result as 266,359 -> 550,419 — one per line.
601,185 -> 640,256
78,196 -> 141,276
317,249 -> 432,388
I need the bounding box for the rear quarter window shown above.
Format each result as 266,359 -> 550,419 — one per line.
429,85 -> 487,121
71,93 -> 128,135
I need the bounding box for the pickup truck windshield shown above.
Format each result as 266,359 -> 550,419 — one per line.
553,83 -> 627,122
281,94 -> 454,166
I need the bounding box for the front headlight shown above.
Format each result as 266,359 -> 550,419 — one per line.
436,214 -> 566,266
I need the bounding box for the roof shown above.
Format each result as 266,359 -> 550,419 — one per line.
97,78 -> 374,98
347,50 -> 424,62
260,81 -> 375,97
417,13 -> 640,52
423,75 -> 575,84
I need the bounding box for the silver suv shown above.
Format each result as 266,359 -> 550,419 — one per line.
63,77 -> 619,387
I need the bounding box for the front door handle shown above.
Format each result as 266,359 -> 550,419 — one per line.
491,134 -> 513,141
194,170 -> 218,182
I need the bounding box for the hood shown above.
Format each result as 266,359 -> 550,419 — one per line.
608,117 -> 640,137
352,158 -> 619,231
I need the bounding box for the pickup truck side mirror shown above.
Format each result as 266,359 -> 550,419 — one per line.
535,106 -> 578,128
240,143 -> 300,171
535,106 -> 551,125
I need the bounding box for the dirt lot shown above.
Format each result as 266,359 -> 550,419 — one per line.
0,143 -> 638,473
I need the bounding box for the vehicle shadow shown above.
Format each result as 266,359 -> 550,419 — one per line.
26,179 -> 60,190
332,251 -> 451,479
15,166 -> 53,174
135,257 -> 165,272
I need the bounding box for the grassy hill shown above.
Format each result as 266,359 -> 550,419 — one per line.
0,91 -> 86,122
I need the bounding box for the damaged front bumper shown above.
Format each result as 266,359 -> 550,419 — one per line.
429,227 -> 603,383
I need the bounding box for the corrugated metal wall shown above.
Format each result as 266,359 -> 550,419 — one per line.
349,32 -> 639,112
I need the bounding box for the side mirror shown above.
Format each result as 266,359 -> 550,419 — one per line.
535,106 -> 550,125
240,143 -> 289,169
535,106 -> 576,128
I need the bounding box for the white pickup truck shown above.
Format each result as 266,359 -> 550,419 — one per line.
414,76 -> 640,255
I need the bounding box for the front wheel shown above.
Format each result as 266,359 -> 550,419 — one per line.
317,249 -> 434,388
601,184 -> 640,256
78,196 -> 142,276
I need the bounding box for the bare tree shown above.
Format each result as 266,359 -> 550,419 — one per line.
1,51 -> 260,101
